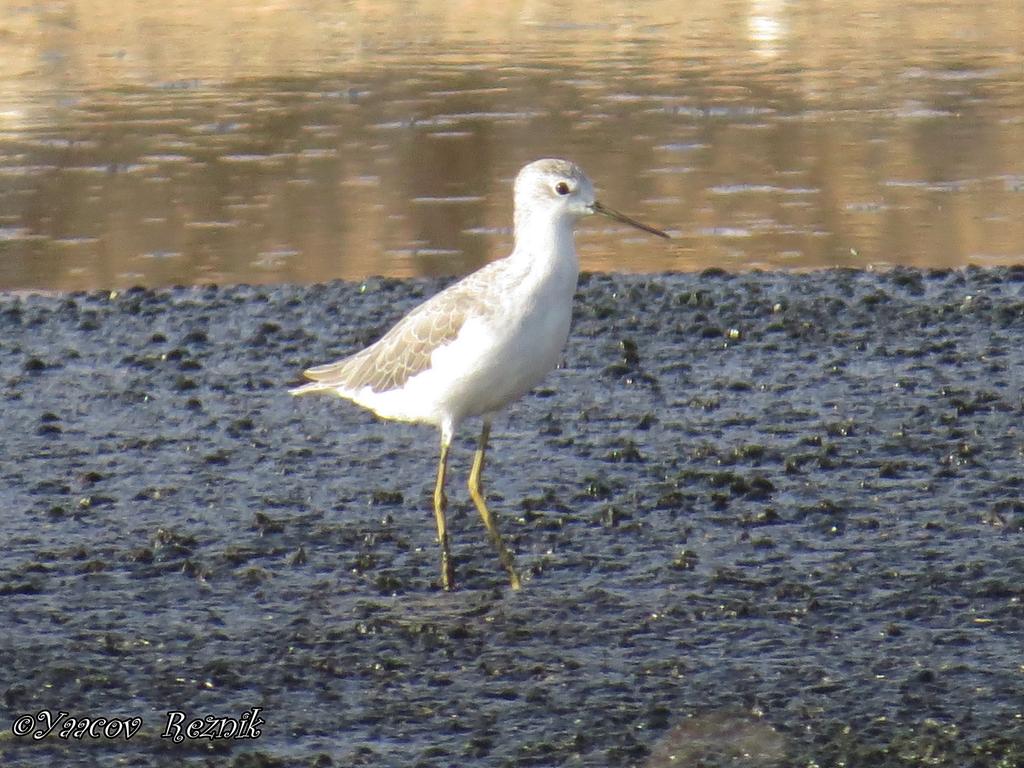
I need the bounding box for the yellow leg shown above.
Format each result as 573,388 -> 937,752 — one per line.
468,422 -> 522,590
433,437 -> 455,590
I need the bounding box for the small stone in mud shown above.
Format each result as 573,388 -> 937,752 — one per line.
252,512 -> 286,534
370,489 -> 404,506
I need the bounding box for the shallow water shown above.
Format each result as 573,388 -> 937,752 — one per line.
0,0 -> 1022,290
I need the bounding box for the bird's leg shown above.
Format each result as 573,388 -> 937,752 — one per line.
433,436 -> 455,590
468,422 -> 522,590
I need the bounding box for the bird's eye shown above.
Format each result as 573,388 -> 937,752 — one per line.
555,181 -> 571,196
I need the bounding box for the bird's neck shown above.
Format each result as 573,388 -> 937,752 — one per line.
510,210 -> 579,278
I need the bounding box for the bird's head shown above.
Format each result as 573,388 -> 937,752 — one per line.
514,158 -> 669,239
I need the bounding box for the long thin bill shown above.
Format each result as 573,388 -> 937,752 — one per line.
592,200 -> 670,239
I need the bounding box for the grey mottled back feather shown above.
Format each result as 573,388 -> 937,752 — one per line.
300,260 -> 516,394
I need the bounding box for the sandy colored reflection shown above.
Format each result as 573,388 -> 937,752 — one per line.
0,0 -> 1022,289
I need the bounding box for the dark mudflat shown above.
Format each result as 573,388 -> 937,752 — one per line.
1,268 -> 1022,767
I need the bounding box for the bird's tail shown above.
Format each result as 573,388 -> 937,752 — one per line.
291,350 -> 364,397
289,380 -> 332,396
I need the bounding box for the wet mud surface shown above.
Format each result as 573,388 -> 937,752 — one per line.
1,268 -> 1022,767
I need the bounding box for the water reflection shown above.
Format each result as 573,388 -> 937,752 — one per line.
0,0 -> 1022,290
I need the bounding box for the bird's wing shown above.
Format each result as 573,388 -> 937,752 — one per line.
301,261 -> 512,394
